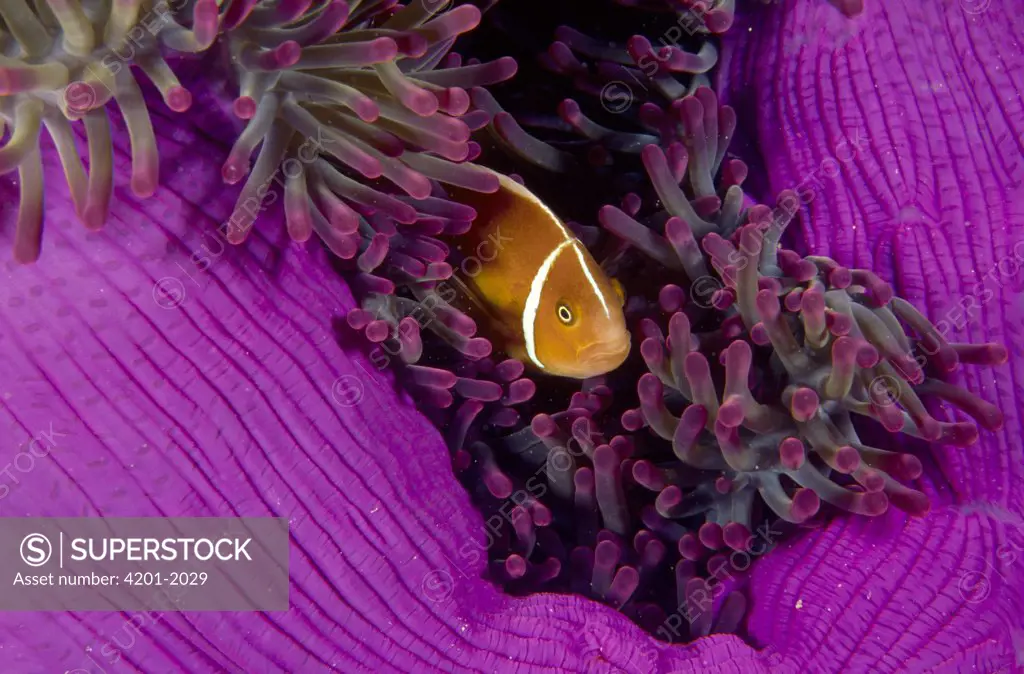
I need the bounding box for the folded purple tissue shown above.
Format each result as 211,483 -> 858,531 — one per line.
0,0 -> 1020,672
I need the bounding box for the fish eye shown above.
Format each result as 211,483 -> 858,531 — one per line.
556,302 -> 575,326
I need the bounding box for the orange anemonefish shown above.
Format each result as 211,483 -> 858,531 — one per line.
444,170 -> 630,379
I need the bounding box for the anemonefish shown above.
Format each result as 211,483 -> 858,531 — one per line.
444,170 -> 630,379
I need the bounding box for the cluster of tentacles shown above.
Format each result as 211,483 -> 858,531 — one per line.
473,0 -> 717,178
0,0 -> 543,435
450,70 -> 1008,638
0,0 -> 515,261
476,0 -> 864,179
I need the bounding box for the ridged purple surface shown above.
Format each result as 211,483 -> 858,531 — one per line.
0,1 -> 1019,672
720,0 -> 1024,671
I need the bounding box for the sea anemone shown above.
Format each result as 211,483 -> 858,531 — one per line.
599,93 -> 1008,521
3,0 -> 551,624
473,0 -> 864,184
453,65 -> 1008,641
1,0 -> 550,537
0,0 -> 1020,671
315,0 -> 1008,646
466,0 -> 717,180
1,0 -> 534,423
0,0 -> 1011,652
0,0 -> 516,262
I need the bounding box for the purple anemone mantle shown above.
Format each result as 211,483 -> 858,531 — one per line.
1,0 -> 1022,672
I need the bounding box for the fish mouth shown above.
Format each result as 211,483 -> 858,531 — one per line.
574,336 -> 631,374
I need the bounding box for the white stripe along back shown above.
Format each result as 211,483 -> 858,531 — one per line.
501,171 -> 611,370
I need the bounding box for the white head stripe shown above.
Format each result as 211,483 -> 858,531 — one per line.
572,241 -> 610,318
522,239 -> 574,370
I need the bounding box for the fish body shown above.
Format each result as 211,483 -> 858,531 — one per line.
444,171 -> 629,379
